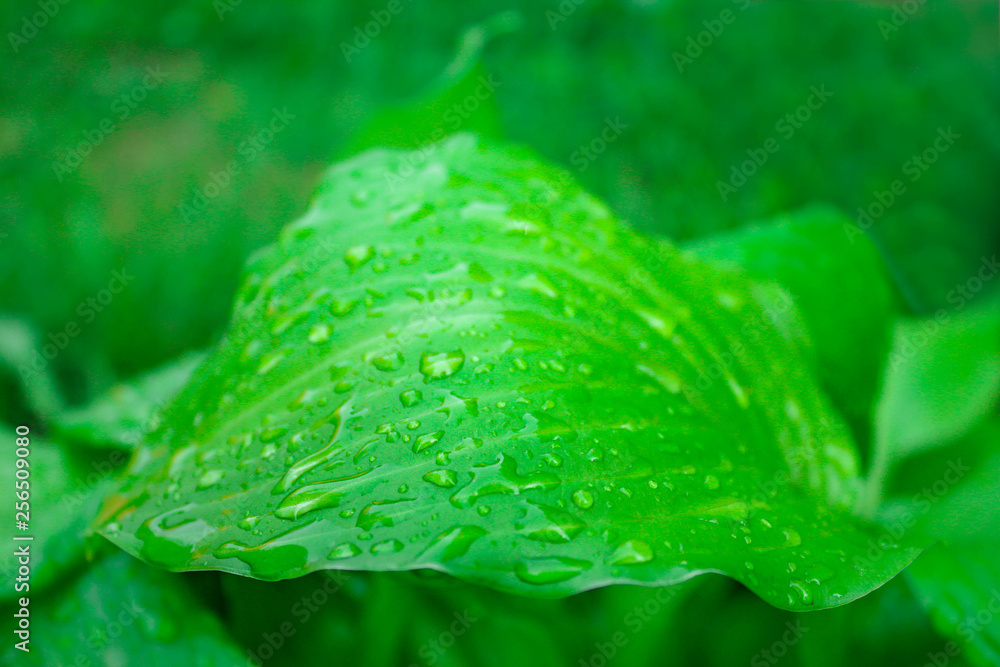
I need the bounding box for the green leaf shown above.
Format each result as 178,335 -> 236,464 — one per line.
863,302 -> 1000,514
56,351 -> 206,450
0,314 -> 65,422
0,434 -> 118,602
881,418 -> 1000,666
685,205 -> 897,431
98,134 -> 917,611
797,575 -> 948,667
882,417 -> 1000,551
907,544 -> 1000,667
344,12 -> 520,156
877,304 -> 1000,458
2,553 -> 246,666
222,570 -> 367,665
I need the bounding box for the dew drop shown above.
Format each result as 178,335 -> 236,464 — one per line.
423,469 -> 458,488
728,378 -> 750,408
344,245 -> 375,271
308,324 -> 332,344
514,557 -> 591,584
197,470 -> 225,490
274,482 -> 345,520
609,540 -> 654,565
468,262 -> 493,283
789,579 -> 814,605
238,516 -> 261,531
370,350 -> 405,372
516,273 -> 558,299
420,350 -> 466,381
572,489 -> 595,510
412,430 -> 444,453
782,528 -> 802,547
260,426 -> 289,443
328,543 -> 361,560
371,539 -> 404,555
421,525 -> 488,561
541,453 -> 564,468
330,298 -> 359,317
400,389 -> 423,407
257,349 -> 287,375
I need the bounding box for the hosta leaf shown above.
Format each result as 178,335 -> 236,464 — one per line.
98,134 -> 917,611
2,553 -> 246,666
685,205 -> 896,432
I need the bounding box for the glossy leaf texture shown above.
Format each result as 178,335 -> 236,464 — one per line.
97,134 -> 918,611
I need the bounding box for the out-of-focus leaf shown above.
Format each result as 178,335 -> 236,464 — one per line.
222,568 -> 579,667
404,572 -> 584,667
57,352 -> 206,450
798,575 -> 950,667
907,544 -> 1000,667
98,134 -> 917,611
1,552 -> 246,666
879,418 -> 1000,666
345,12 -> 520,155
0,314 -> 65,422
685,205 -> 897,431
222,570 -> 368,666
880,418 -> 1000,551
864,302 -> 1000,513
580,579 -> 698,667
0,433 -> 118,602
916,451 -> 1000,547
877,303 -> 1000,458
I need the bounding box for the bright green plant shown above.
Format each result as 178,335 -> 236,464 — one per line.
5,131 -> 998,667
94,134 -> 918,610
3,3 -> 998,665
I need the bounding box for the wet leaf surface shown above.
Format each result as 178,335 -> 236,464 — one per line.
98,135 -> 918,610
